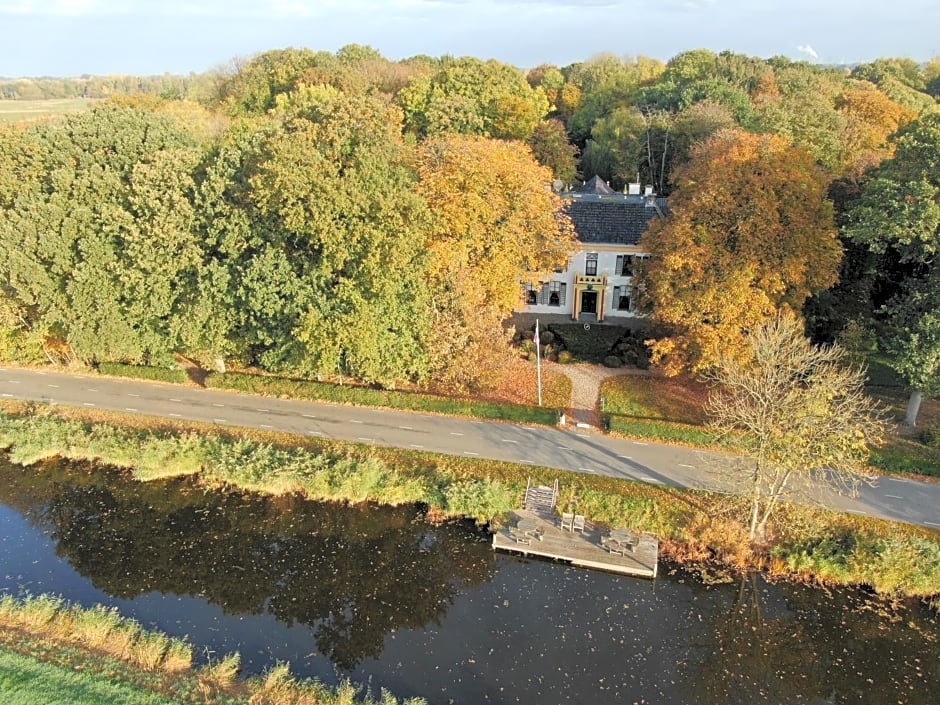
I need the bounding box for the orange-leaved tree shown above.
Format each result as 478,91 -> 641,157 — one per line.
416,134 -> 575,389
642,128 -> 841,375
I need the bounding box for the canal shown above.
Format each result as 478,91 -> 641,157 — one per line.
0,456 -> 936,704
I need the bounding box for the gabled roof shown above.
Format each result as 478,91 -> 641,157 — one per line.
563,177 -> 667,246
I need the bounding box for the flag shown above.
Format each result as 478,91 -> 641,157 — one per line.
533,320 -> 540,346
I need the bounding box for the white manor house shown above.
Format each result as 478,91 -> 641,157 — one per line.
518,176 -> 667,322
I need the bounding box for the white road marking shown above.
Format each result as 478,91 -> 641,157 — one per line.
213,418 -> 227,423
350,420 -> 364,424
6,380 -> 20,384
399,426 -> 414,431
632,441 -> 649,446
846,509 -> 867,515
410,444 -> 424,449
212,403 -> 225,408
579,467 -> 596,473
125,408 -> 138,412
169,398 -> 182,402
168,413 -> 181,418
925,521 -> 940,527
450,432 -> 464,436
256,408 -> 269,413
47,384 -> 59,388
640,477 -> 664,484
886,477 -> 912,483
1,393 -> 14,398
502,439 -> 518,444
86,388 -> 98,392
618,455 -> 631,459
464,451 -> 479,456
557,445 -> 572,450
884,494 -> 904,499
260,424 -> 273,429
678,463 -> 694,469
308,430 -> 324,436
83,402 -> 95,407
302,414 -> 317,418
128,393 -> 140,397
357,437 -> 373,443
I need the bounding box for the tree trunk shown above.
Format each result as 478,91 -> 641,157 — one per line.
904,389 -> 923,427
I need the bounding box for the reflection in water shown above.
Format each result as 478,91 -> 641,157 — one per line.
0,456 -> 494,670
0,453 -> 937,705
688,572 -> 940,705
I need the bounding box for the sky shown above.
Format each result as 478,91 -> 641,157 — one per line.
1,0 -> 938,78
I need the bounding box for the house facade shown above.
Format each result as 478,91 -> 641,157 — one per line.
518,176 -> 666,322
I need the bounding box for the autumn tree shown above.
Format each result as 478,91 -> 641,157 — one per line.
416,135 -> 575,389
642,129 -> 841,375
843,114 -> 940,425
706,314 -> 884,542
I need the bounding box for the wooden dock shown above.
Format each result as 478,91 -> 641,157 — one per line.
492,509 -> 658,578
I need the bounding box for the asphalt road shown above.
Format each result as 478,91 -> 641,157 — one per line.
1,366 -> 938,530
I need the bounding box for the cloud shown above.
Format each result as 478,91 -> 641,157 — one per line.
796,44 -> 819,60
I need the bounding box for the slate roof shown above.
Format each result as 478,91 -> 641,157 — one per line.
563,178 -> 667,246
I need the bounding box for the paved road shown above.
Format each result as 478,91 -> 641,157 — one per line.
1,367 -> 938,530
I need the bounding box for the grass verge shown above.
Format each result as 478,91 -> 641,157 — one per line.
204,371 -> 560,425
0,594 -> 424,705
97,362 -> 189,385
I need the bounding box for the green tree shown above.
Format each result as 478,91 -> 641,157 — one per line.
0,103 -> 204,365
528,118 -> 579,184
201,86 -> 435,385
843,114 -> 940,425
706,314 -> 884,542
398,57 -> 549,140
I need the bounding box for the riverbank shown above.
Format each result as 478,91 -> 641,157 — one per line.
0,594 -> 424,705
0,401 -> 938,601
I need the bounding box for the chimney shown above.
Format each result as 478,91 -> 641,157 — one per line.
644,185 -> 654,196
628,183 -> 641,195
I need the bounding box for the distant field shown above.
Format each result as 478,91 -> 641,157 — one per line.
0,98 -> 94,122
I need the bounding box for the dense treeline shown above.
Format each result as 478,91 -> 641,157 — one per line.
1,46 -> 939,413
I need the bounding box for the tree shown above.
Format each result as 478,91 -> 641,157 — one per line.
208,86 -> 435,384
642,129 -> 841,375
0,103 -> 204,365
397,57 -> 549,140
416,134 -> 575,388
528,118 -> 578,184
706,314 -> 885,542
842,114 -> 940,425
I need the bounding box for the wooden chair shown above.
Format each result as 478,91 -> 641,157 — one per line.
560,512 -> 574,531
572,514 -> 586,533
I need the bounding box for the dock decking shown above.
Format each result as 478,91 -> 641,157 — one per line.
492,509 -> 658,578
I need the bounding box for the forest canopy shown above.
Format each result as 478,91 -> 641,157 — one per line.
0,45 -> 937,398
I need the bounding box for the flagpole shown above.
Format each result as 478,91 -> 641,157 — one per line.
535,319 -> 542,406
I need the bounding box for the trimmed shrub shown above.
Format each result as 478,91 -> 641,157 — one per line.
557,350 -> 573,364
603,355 -> 622,368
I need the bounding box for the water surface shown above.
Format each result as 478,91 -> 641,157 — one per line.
0,456 -> 936,704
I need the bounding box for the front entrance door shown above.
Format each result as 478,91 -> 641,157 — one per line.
580,290 -> 598,318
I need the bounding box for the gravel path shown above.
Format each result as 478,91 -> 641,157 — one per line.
552,363 -> 649,429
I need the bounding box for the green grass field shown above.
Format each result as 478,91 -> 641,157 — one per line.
0,649 -> 177,705
0,98 -> 94,122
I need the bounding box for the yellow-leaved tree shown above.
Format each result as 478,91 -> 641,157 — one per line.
642,128 -> 841,375
416,134 -> 575,390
